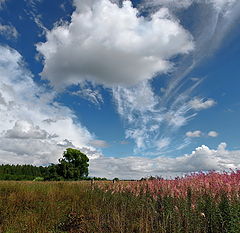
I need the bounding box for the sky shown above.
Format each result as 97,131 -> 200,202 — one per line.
0,0 -> 239,179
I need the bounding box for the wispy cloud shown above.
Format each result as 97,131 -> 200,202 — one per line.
156,137 -> 171,149
0,24 -> 18,39
148,0 -> 240,100
113,81 -> 200,153
71,84 -> 103,106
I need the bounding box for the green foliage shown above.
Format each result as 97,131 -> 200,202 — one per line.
58,148 -> 89,180
0,164 -> 48,180
92,177 -> 107,181
44,148 -> 90,181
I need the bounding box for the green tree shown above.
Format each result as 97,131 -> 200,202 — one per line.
45,164 -> 61,181
58,148 -> 89,180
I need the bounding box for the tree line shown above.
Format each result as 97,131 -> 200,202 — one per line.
0,164 -> 47,180
0,148 -> 107,181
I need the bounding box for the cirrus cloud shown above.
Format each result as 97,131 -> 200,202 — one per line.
0,24 -> 18,39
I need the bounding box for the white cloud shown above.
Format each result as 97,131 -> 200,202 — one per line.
186,130 -> 219,138
141,0 -> 238,13
209,0 -> 237,13
156,137 -> 171,149
113,81 -> 160,151
114,81 -> 157,118
0,45 -> 100,165
0,24 -> 18,39
113,78 -> 204,154
208,131 -> 219,137
113,81 -> 198,153
4,120 -> 50,139
90,142 -> 240,179
186,130 -> 202,138
189,97 -> 216,110
72,85 -> 103,106
90,140 -> 109,148
37,0 -> 194,89
140,0 -> 193,10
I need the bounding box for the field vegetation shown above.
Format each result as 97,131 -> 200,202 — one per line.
0,170 -> 239,233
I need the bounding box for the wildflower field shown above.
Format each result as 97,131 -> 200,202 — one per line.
0,171 -> 239,233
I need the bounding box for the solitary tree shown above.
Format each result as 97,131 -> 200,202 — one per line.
58,148 -> 89,180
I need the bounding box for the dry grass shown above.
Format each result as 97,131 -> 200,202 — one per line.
0,174 -> 239,233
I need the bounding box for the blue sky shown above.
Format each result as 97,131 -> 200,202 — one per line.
0,0 -> 239,179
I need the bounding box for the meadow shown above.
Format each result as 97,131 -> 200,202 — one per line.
0,171 -> 239,233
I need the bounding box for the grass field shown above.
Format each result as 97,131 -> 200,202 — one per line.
0,171 -> 239,233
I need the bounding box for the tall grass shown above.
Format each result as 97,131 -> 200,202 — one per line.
0,171 -> 239,232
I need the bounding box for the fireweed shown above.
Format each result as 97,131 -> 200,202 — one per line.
96,170 -> 240,203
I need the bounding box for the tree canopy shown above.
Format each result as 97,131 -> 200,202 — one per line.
57,148 -> 89,180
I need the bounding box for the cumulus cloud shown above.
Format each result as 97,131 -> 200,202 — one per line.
37,0 -> 194,89
189,97 -> 216,110
186,130 -> 202,138
208,131 -> 219,137
0,24 -> 18,39
4,121 -> 50,139
186,130 -> 219,138
90,142 -> 240,179
0,45 -> 101,165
